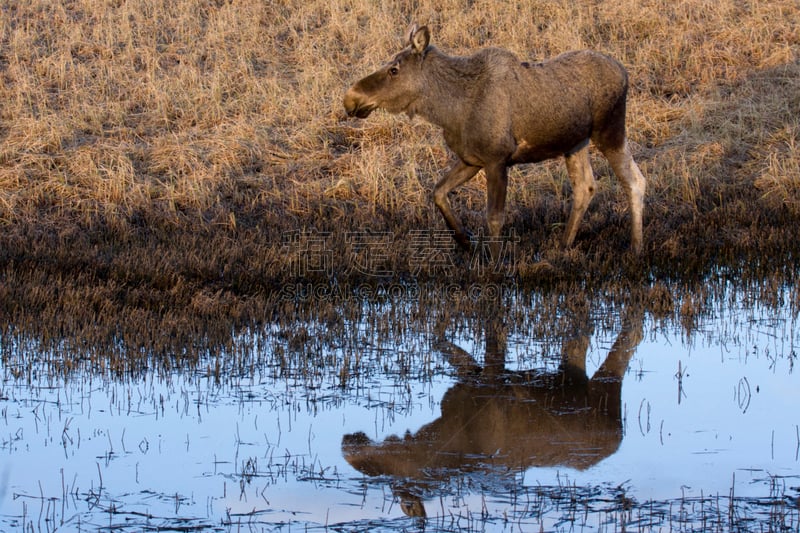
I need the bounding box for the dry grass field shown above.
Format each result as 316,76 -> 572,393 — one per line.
1,0 -> 799,350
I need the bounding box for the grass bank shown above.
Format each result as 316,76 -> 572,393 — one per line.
1,0 -> 800,348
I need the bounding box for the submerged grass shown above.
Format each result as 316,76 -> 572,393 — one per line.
2,281 -> 798,532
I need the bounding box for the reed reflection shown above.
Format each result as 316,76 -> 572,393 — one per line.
342,301 -> 644,518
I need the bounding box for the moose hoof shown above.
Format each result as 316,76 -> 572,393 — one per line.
451,230 -> 473,251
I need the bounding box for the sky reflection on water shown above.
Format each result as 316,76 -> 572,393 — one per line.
0,285 -> 798,531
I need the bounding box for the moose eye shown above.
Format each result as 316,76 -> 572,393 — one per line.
389,65 -> 399,76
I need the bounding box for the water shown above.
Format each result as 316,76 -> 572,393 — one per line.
1,283 -> 798,531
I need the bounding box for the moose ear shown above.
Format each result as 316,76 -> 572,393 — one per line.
407,24 -> 430,55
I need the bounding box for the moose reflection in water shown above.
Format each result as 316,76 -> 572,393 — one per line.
342,306 -> 644,517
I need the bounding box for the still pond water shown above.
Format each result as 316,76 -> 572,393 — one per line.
1,282 -> 799,531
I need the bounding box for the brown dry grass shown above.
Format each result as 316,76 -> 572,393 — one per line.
1,0 -> 799,349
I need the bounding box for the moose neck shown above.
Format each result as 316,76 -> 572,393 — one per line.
411,48 -> 480,131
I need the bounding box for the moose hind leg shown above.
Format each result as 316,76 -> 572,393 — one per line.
563,144 -> 596,248
603,141 -> 646,254
433,160 -> 481,249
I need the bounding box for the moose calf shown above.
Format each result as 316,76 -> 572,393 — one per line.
344,24 -> 646,255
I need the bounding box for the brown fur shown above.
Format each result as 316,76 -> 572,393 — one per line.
344,24 -> 646,254
342,307 -> 644,517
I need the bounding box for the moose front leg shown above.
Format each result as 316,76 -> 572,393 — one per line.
484,161 -> 509,261
433,160 -> 481,250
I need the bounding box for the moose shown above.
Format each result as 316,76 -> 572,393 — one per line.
342,306 -> 644,517
344,24 -> 646,254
